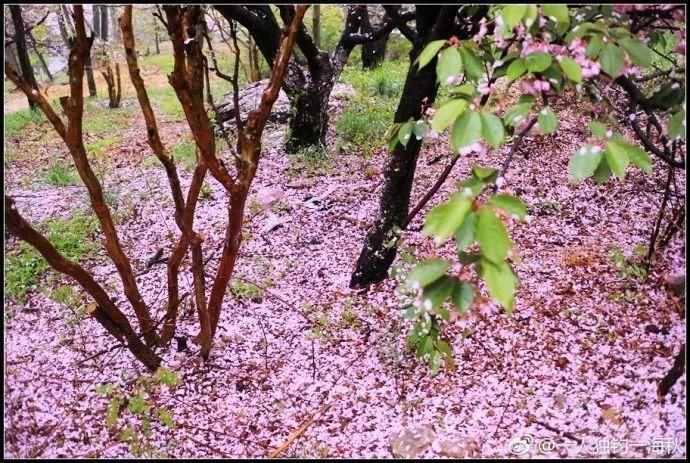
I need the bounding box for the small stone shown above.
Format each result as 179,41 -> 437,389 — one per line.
437,435 -> 480,458
390,426 -> 435,458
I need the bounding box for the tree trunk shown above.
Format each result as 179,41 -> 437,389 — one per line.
56,5 -> 71,48
312,5 -> 321,49
154,21 -> 160,54
5,44 -> 21,81
110,5 -> 119,42
100,5 -> 109,41
9,5 -> 38,110
350,8 -> 457,288
85,49 -> 97,97
92,5 -> 101,39
62,5 -> 75,34
361,6 -> 389,69
27,30 -> 53,81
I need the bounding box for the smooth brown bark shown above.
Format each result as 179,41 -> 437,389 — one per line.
5,196 -> 161,371
100,61 -> 121,108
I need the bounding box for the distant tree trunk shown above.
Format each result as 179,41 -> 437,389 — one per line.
61,5 -> 75,34
27,31 -> 53,81
248,36 -> 261,81
92,5 -> 101,38
154,20 -> 160,54
56,6 -> 71,48
109,5 -> 119,42
361,7 -> 389,69
312,5 -> 321,48
9,5 -> 38,110
85,35 -> 98,97
100,5 -> 109,41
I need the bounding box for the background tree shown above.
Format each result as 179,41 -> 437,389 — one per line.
8,5 -> 38,109
361,5 -> 390,69
215,4 -> 412,152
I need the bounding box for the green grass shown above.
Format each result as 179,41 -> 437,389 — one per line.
5,211 -> 100,301
147,86 -> 185,121
85,136 -> 120,158
4,107 -> 45,136
82,104 -> 134,134
139,53 -> 175,74
288,144 -> 332,176
41,161 -> 80,186
142,137 -> 197,170
338,61 -> 407,153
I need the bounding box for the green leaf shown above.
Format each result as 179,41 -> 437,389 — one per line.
480,259 -> 517,311
488,194 -> 527,220
95,383 -> 114,395
537,106 -> 558,134
431,99 -> 467,132
417,40 -> 447,71
586,34 -> 603,59
418,336 -> 435,357
436,339 -> 453,357
458,251 -> 480,265
599,44 -> 626,78
476,206 -> 512,265
589,120 -> 607,138
480,111 -> 505,148
525,52 -> 553,73
154,367 -> 180,386
472,166 -> 499,181
558,56 -> 582,83
451,281 -> 474,314
413,121 -> 427,141
541,4 -> 569,24
451,83 -> 478,97
422,275 -> 456,312
504,102 -> 532,127
626,144 -> 652,174
668,110 -> 686,140
422,193 -> 472,245
502,5 -> 527,30
568,145 -> 604,181
593,157 -> 612,184
406,259 -> 451,289
119,427 -> 136,442
455,211 -> 478,251
451,110 -> 482,151
618,37 -> 652,67
604,141 -> 630,179
436,46 -> 463,84
506,58 -> 527,81
459,45 -> 484,81
106,398 -> 123,428
398,120 -> 414,147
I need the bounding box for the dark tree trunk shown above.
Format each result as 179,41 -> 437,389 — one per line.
9,5 -> 38,110
5,44 -> 21,81
27,30 -> 52,81
100,5 -> 108,41
92,5 -> 101,38
62,5 -> 75,34
350,7 -> 459,288
361,6 -> 389,69
85,35 -> 97,97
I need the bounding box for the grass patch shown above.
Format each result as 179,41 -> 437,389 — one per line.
85,136 -> 120,158
288,144 -> 331,176
82,104 -> 134,135
142,137 -> 197,170
4,107 -> 45,137
139,53 -> 175,74
230,279 -> 263,302
337,61 -> 407,153
147,86 -> 185,121
41,160 -> 80,186
5,211 -> 100,302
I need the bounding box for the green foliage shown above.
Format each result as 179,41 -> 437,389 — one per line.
82,104 -> 134,134
85,136 -> 120,158
199,182 -> 213,200
147,86 -> 185,121
569,134 -> 652,183
97,367 -> 180,457
171,138 -> 197,170
230,279 -> 263,302
610,245 -> 648,280
5,211 -> 100,301
338,61 -> 406,153
4,107 -> 45,136
41,161 -> 80,186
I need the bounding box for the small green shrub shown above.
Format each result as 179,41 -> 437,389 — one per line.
230,279 -> 263,302
41,161 -> 80,186
336,102 -> 391,152
199,182 -> 213,200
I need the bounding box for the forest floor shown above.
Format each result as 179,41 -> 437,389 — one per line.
3,56 -> 687,458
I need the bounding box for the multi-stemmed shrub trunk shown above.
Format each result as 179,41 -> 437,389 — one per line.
4,4 -> 306,370
100,61 -> 122,108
